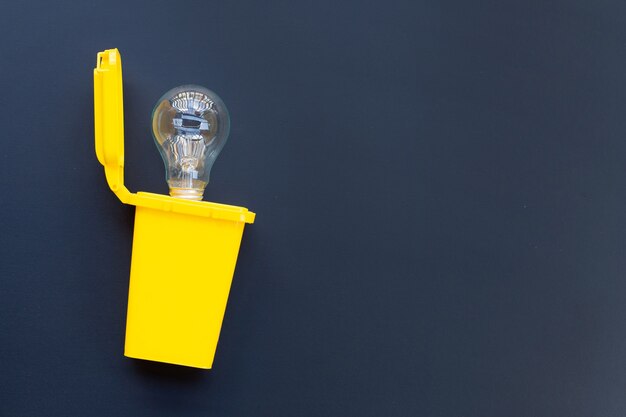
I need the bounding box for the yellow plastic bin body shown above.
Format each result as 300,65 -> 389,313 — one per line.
94,49 -> 255,369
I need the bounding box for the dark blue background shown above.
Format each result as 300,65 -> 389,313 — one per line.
2,0 -> 626,415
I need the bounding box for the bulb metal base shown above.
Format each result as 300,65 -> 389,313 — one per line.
169,188 -> 204,201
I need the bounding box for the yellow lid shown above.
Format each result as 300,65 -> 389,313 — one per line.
93,49 -> 254,223
94,49 -> 125,197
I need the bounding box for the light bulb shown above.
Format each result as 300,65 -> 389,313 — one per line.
151,85 -> 230,201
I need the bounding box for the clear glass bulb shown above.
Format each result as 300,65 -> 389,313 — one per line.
151,85 -> 230,201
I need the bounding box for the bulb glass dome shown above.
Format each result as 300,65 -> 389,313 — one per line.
151,85 -> 230,201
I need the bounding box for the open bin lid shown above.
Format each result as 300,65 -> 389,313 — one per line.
94,49 -> 255,224
94,49 -> 125,196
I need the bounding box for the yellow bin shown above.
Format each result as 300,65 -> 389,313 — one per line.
94,49 -> 255,369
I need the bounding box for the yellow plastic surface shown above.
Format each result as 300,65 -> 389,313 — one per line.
94,48 -> 255,368
126,205 -> 246,368
94,49 -> 130,203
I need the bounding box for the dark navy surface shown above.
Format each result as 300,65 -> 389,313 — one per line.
2,0 -> 626,415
